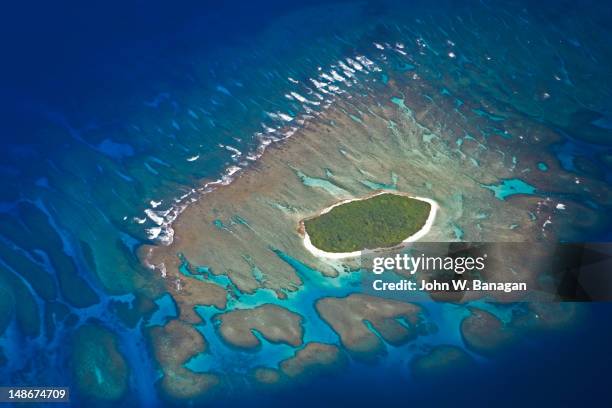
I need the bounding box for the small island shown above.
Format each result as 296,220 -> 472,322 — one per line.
301,192 -> 437,258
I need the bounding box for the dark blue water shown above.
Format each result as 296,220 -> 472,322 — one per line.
1,0 -> 612,406
223,304 -> 612,408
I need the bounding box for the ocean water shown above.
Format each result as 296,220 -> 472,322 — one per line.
1,0 -> 612,406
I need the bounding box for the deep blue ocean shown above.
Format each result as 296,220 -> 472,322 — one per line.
1,0 -> 612,406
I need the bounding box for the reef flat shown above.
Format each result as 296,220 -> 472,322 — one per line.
214,304 -> 303,349
142,72 -> 610,296
147,319 -> 219,400
279,342 -> 347,379
139,56 -> 611,396
315,294 -> 423,359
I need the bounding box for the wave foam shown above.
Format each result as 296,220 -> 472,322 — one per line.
140,47 -> 394,245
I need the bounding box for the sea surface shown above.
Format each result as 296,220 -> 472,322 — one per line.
1,0 -> 612,406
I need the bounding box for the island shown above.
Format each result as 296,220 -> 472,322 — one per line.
300,192 -> 438,258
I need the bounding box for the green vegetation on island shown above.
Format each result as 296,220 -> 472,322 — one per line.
303,193 -> 431,253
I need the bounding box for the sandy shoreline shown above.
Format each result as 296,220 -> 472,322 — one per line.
299,191 -> 439,260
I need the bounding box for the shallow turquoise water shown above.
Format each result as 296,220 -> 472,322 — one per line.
481,178 -> 538,200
